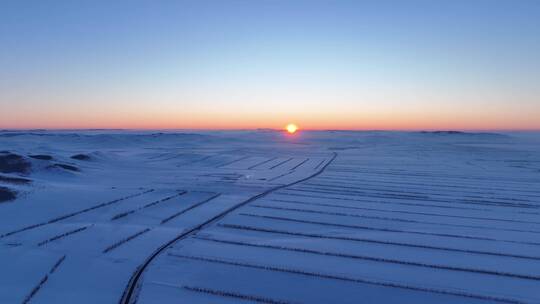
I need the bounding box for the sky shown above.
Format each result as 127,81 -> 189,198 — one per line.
1,0 -> 539,130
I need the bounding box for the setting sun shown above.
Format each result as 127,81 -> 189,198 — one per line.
286,123 -> 298,134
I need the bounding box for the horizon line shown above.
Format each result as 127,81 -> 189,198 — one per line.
1,127 -> 539,133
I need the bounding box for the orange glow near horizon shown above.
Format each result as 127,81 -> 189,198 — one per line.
2,116 -> 540,131
1,108 -> 540,131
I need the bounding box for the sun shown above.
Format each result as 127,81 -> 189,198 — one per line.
286,123 -> 298,134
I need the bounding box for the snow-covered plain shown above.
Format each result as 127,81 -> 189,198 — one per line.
1,130 -> 540,304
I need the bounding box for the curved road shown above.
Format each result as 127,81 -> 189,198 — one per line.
120,152 -> 338,304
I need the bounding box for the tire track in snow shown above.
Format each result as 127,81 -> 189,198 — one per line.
177,155 -> 214,167
161,193 -> 221,224
290,158 -> 310,171
248,157 -> 278,170
103,228 -> 152,254
216,156 -> 251,168
269,158 -> 294,170
22,255 -> 66,304
238,212 -> 540,247
306,180 -> 538,203
312,176 -> 540,199
279,188 -> 536,209
268,171 -> 295,182
193,236 -> 540,281
219,223 -> 540,261
264,200 -> 540,234
0,189 -> 154,239
283,188 -> 540,221
183,285 -> 297,304
170,254 -> 528,304
319,174 -> 540,197
313,159 -> 326,170
37,225 -> 92,247
111,191 -> 186,221
271,193 -> 489,211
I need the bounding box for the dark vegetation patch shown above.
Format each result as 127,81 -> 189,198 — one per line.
183,285 -> 294,304
0,187 -> 17,203
29,154 -> 53,160
328,146 -> 361,151
0,129 -> 46,133
0,131 -> 49,137
49,164 -> 80,172
71,154 -> 91,161
102,228 -> 151,253
422,130 -> 467,135
0,175 -> 31,184
419,131 -> 506,138
0,152 -> 31,174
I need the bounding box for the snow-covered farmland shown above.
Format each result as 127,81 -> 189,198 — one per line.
1,130 -> 539,303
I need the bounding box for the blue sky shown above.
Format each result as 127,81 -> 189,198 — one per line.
1,0 -> 539,129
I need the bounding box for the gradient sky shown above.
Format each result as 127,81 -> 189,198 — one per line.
1,0 -> 539,130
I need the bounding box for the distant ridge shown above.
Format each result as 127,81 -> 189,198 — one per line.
419,130 -> 505,137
